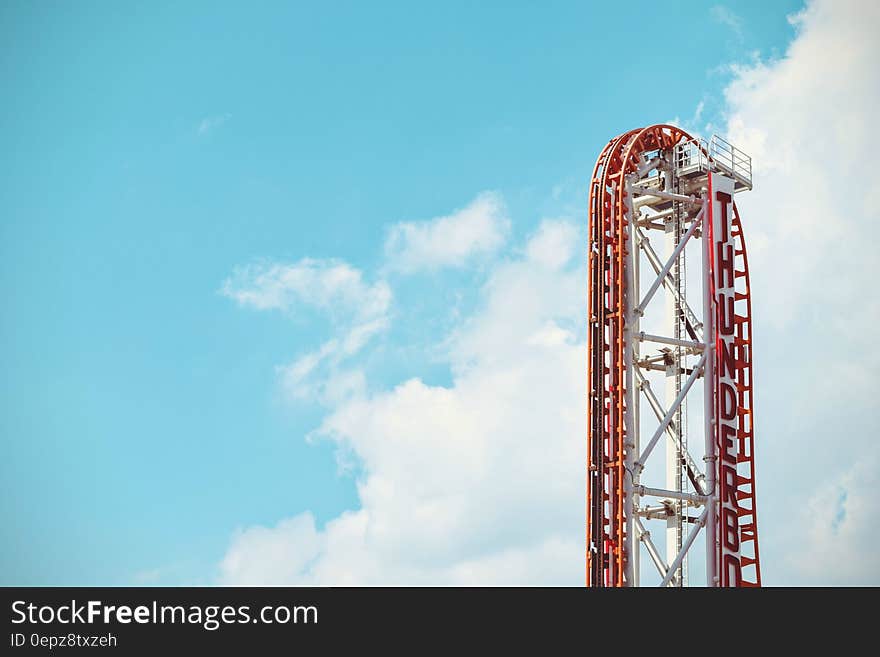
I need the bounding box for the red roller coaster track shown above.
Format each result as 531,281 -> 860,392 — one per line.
586,124 -> 761,587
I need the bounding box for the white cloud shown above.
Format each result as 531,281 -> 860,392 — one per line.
220,221 -> 587,585
222,259 -> 391,404
721,0 -> 880,583
384,192 -> 510,273
220,514 -> 323,585
280,359 -> 367,406
221,259 -> 390,319
524,219 -> 579,271
197,113 -> 232,136
789,456 -> 880,585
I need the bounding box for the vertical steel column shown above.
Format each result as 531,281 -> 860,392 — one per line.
623,176 -> 637,586
663,162 -> 683,586
628,181 -> 641,586
701,188 -> 717,587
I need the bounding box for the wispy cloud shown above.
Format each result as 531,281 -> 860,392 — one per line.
384,192 -> 510,273
221,258 -> 391,404
711,5 -> 744,39
221,258 -> 390,318
197,113 -> 232,136
666,98 -> 707,134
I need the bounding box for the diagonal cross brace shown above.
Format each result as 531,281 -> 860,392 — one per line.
659,506 -> 709,587
634,351 -> 707,472
635,207 -> 704,317
635,368 -> 707,495
637,226 -> 703,341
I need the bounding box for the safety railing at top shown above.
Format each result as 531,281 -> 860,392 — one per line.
673,135 -> 753,191
709,134 -> 752,190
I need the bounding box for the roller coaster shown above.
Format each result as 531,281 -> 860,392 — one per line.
586,125 -> 761,587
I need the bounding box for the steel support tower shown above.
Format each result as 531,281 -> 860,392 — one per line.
586,125 -> 761,587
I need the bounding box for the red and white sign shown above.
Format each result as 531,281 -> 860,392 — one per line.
708,172 -> 741,587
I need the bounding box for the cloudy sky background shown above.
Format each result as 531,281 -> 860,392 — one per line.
2,0 -> 877,585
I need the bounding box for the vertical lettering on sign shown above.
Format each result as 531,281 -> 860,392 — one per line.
710,173 -> 741,586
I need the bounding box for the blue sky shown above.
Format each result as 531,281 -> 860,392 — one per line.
4,0 -> 877,586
